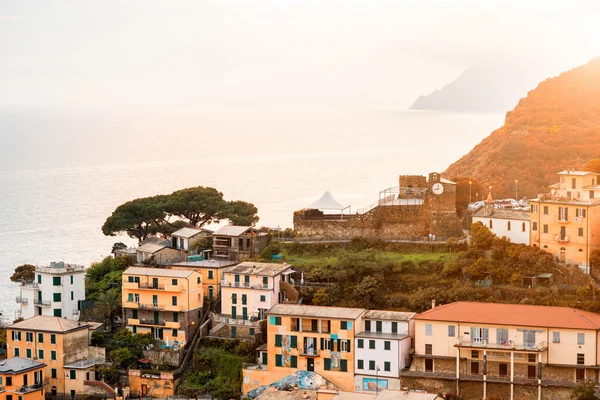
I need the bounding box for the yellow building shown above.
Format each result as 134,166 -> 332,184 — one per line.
404,301 -> 600,400
122,267 -> 203,346
0,358 -> 46,400
170,259 -> 237,300
243,304 -> 365,395
6,317 -> 107,398
530,170 -> 600,271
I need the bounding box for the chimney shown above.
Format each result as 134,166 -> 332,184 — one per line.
431,299 -> 436,309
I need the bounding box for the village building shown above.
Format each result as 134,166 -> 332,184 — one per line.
0,357 -> 46,400
402,301 -> 600,400
170,259 -> 237,300
135,242 -> 184,265
293,173 -> 463,242
6,316 -> 109,399
122,267 -> 203,346
170,227 -> 211,252
16,262 -> 86,321
212,262 -> 296,340
243,304 -> 366,396
472,194 -> 530,245
212,226 -> 269,261
530,170 -> 600,272
354,310 -> 415,393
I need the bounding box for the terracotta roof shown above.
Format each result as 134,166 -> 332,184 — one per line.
269,304 -> 365,319
171,227 -> 210,239
414,302 -> 600,330
9,316 -> 89,333
472,208 -> 530,221
137,243 -> 169,254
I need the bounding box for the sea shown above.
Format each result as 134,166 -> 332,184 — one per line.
0,107 -> 504,320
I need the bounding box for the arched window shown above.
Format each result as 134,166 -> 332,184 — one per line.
489,220 -> 493,229
507,221 -> 511,231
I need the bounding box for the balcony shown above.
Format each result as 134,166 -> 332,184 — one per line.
20,282 -> 39,289
127,318 -> 140,326
124,282 -> 183,292
34,299 -> 51,307
138,303 -> 165,311
554,215 -> 570,224
139,318 -> 166,326
165,321 -> 181,329
213,314 -> 261,327
299,349 -> 320,357
456,337 -> 548,352
16,296 -> 28,304
16,382 -> 46,393
221,280 -> 272,290
554,235 -> 570,243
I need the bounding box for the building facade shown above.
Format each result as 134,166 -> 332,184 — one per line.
473,199 -> 530,245
354,310 -> 415,393
6,316 -> 107,398
530,170 -> 600,271
171,259 -> 237,301
122,267 -> 203,346
212,226 -> 268,261
0,358 -> 46,400
403,301 -> 600,400
170,227 -> 211,252
16,262 -> 86,321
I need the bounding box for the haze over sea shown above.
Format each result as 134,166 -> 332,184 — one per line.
0,107 -> 503,319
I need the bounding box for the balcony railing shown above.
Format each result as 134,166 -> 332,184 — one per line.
299,349 -> 320,357
139,318 -> 166,326
20,282 -> 39,289
34,299 -> 51,307
16,296 -> 28,304
456,337 -> 548,351
213,314 -> 261,327
554,235 -> 570,243
554,215 -> 570,223
16,382 -> 46,393
220,280 -> 271,290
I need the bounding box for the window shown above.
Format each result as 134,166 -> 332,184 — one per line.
172,279 -> 177,286
70,291 -> 74,301
576,209 -> 586,218
358,339 -> 364,349
290,336 -> 297,348
471,350 -> 479,359
425,359 -> 434,372
577,353 -> 585,365
197,277 -> 200,284
471,327 -> 489,344
26,349 -> 31,358
51,369 -> 57,379
38,333 -> 43,343
6,377 -> 12,386
470,361 -> 480,375
392,322 -> 398,333
499,363 -> 508,377
496,328 -> 508,345
172,329 -> 178,337
172,296 -> 177,306
532,204 -> 538,213
376,321 -> 383,332
358,360 -> 364,369
50,334 -> 56,344
53,277 -> 61,286
543,224 -> 548,234
533,221 -> 538,231
242,294 -> 247,305
340,359 -> 348,372
208,270 -> 214,279
341,340 -> 351,352
572,178 -> 577,189
591,191 -> 595,199
576,368 -> 585,382
543,206 -> 549,215
51,351 -> 56,360
291,356 -> 298,368
448,325 -> 455,337
275,334 -> 282,347
578,333 -> 585,345
324,358 -> 332,371
53,293 -> 61,302
26,332 -> 33,342
558,207 -> 569,222
365,320 -> 371,332
322,339 -> 332,351
260,295 -> 266,302
270,316 -> 281,325
37,275 -> 42,284
425,324 -> 432,336
275,354 -> 283,367
53,309 -> 62,317
579,228 -> 584,237
384,361 -> 391,372
489,220 -> 493,229
340,321 -> 348,330
553,332 -> 560,343
425,344 -> 432,355
522,222 -> 526,232
128,293 -> 133,302
14,348 -> 19,357
369,340 -> 376,349
528,354 -> 536,363
70,275 -> 74,285
232,293 -> 237,304
507,221 -> 511,231
369,360 -> 375,371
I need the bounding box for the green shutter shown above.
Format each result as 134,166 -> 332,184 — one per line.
324,358 -> 331,371
38,333 -> 43,343
26,349 -> 31,358
51,351 -> 56,360
275,334 -> 282,347
358,360 -> 364,369
53,277 -> 61,286
384,341 -> 391,350
384,361 -> 391,372
51,334 -> 56,344
53,293 -> 61,302
358,339 -> 364,348
52,369 -> 57,378
70,370 -> 76,379
39,349 -> 44,360
341,359 -> 348,372
291,356 -> 298,368
275,354 -> 283,367
290,336 -> 297,348
346,340 -> 352,353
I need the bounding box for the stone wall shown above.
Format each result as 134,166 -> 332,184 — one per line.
128,369 -> 176,398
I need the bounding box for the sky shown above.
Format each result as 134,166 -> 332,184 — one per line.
1,0 -> 599,111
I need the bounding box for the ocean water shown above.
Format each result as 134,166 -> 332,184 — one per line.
0,108 -> 504,320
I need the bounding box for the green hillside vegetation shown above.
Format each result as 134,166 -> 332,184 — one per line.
445,58 -> 600,199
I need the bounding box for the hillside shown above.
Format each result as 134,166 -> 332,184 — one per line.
410,67 -> 541,112
444,58 -> 600,198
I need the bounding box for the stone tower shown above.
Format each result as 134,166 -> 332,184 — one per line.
425,172 -> 463,237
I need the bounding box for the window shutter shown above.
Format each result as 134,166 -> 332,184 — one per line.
346,340 -> 351,353
340,359 -> 347,372
275,354 -> 282,367
483,328 -> 489,342
470,327 -> 476,340
320,338 -> 324,351
291,356 -> 298,368
290,336 -> 297,348
324,358 -> 331,371
275,335 -> 282,347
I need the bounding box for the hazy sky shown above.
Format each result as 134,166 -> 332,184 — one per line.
2,0 -> 599,110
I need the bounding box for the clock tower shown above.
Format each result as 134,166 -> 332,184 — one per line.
426,172 -> 463,237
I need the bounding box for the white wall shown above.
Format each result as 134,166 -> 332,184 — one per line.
27,270 -> 86,320
473,216 -> 530,245
355,338 -> 401,378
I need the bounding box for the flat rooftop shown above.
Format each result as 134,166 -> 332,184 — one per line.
0,357 -> 45,373
123,266 -> 195,278
268,304 -> 365,319
222,262 -> 292,276
172,260 -> 237,269
363,310 -> 416,322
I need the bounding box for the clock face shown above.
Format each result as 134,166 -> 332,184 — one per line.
432,183 -> 444,195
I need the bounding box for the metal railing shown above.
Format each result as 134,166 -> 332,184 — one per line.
139,318 -> 166,326
16,382 -> 46,393
34,299 -> 51,306
220,280 -> 271,290
213,314 -> 261,327
15,296 -> 28,304
457,336 -> 548,351
20,282 -> 39,288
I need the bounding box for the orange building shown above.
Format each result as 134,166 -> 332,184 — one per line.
6,317 -> 107,398
0,358 -> 46,400
530,170 -> 600,271
170,259 -> 237,300
122,267 -> 203,346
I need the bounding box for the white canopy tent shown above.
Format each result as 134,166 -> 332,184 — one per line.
307,191 -> 351,216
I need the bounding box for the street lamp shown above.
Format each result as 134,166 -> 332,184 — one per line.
515,179 -> 519,201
